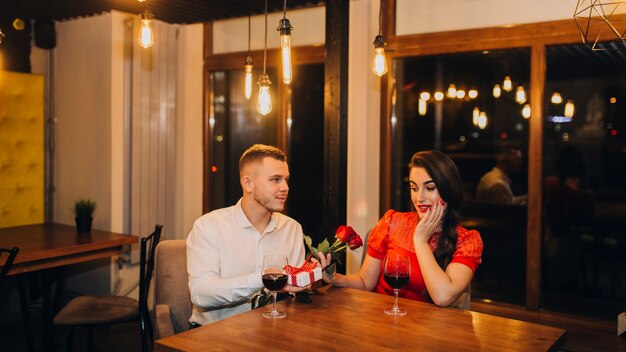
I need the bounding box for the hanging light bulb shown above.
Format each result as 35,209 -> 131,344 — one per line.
522,104 -> 531,119
418,99 -> 427,116
492,84 -> 501,98
478,111 -> 488,129
515,85 -> 526,104
257,73 -> 272,115
564,100 -> 575,118
472,107 -> 480,126
138,2 -> 154,49
0,27 -> 4,45
551,92 -> 563,104
372,35 -> 388,76
244,55 -> 253,100
278,0 -> 293,84
468,89 -> 478,99
447,84 -> 457,98
456,89 -> 466,99
420,92 -> 431,101
372,1 -> 388,76
257,0 -> 272,115
434,91 -> 444,101
503,76 -> 512,92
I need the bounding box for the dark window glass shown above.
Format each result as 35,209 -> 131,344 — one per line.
542,42 -> 626,320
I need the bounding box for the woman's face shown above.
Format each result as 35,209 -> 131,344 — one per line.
409,166 -> 442,220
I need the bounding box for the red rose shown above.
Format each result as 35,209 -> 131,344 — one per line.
335,225 -> 357,242
347,234 -> 363,250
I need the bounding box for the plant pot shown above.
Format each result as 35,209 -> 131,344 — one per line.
75,217 -> 93,233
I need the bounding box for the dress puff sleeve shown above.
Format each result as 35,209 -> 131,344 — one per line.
366,210 -> 396,260
450,227 -> 483,273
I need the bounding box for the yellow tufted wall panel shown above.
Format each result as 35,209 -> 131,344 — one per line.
0,70 -> 44,228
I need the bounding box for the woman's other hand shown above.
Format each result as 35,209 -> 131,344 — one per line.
311,252 -> 335,284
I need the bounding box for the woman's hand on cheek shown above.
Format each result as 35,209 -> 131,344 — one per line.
414,199 -> 446,243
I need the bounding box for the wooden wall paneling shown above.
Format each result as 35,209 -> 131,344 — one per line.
527,44 -> 546,311
323,0 -> 348,241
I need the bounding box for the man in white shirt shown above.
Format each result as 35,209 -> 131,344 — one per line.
186,144 -> 307,326
476,146 -> 527,205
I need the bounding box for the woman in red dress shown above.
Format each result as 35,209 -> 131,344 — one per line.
317,150 -> 483,306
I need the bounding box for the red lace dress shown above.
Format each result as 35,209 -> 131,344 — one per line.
367,210 -> 483,303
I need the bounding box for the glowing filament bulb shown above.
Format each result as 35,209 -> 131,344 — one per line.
434,91 -> 444,101
447,84 -> 457,98
503,76 -> 512,92
493,84 -> 501,98
551,92 -> 563,104
564,100 -> 575,118
522,104 -> 531,119
372,35 -> 388,76
256,73 -> 272,116
138,12 -> 154,49
472,107 -> 480,126
478,111 -> 488,129
418,99 -> 427,116
456,89 -> 466,99
468,89 -> 478,99
277,18 -> 293,84
515,86 -> 526,104
244,55 -> 253,100
420,92 -> 431,101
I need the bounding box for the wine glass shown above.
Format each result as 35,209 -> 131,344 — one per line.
383,253 -> 411,316
261,255 -> 289,319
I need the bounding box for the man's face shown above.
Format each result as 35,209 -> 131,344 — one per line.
248,157 -> 290,213
506,150 -> 523,174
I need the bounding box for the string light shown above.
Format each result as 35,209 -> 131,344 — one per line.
502,76 -> 513,92
551,92 -> 563,104
434,91 -> 444,101
478,111 -> 488,129
278,0 -> 293,84
472,107 -> 480,126
0,27 -> 5,44
418,99 -> 427,116
564,100 -> 575,118
257,0 -> 273,115
372,1 -> 388,76
522,104 -> 531,119
447,84 -> 457,98
492,84 -> 501,98
515,85 -> 526,104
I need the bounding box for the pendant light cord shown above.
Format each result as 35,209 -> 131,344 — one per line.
247,0 -> 251,55
378,0 -> 383,36
283,0 -> 287,18
263,0 -> 268,74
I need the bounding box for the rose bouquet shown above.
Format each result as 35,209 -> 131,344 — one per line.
304,225 -> 363,278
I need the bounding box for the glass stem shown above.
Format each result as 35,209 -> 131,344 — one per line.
393,289 -> 399,311
272,291 -> 277,313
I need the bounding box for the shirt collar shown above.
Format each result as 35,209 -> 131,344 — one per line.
234,198 -> 278,234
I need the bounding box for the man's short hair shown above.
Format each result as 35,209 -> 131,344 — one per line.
239,144 -> 287,174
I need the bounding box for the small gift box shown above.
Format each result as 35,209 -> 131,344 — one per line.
284,262 -> 322,287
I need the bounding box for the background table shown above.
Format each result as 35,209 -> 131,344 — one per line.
0,222 -> 137,352
155,286 -> 566,351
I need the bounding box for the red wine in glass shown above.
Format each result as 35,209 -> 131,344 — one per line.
262,273 -> 288,291
383,253 -> 411,316
384,273 -> 410,290
261,255 -> 288,319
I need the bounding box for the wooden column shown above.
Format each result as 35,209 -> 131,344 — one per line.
323,0 -> 349,247
202,21 -> 213,214
526,44 -> 545,311
379,0 -> 395,216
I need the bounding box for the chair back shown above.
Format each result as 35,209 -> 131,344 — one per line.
0,247 -> 19,284
139,225 -> 163,346
154,240 -> 191,338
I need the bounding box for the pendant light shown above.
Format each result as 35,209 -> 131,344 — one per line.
515,85 -> 526,104
257,0 -> 272,116
492,84 -> 502,98
244,4 -> 253,100
372,0 -> 388,76
0,27 -> 4,44
564,100 -> 575,118
502,76 -> 513,92
278,0 -> 293,84
138,0 -> 154,49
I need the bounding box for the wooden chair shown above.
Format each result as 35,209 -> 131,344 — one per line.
153,240 -> 191,339
0,246 -> 19,283
53,225 -> 162,352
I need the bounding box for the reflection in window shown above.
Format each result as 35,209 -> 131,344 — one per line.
392,49 -> 530,305
542,42 -> 626,320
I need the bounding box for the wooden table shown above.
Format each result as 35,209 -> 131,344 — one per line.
0,222 -> 137,275
0,222 -> 137,352
155,286 -> 567,351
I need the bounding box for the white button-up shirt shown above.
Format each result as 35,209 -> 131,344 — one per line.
186,198 -> 305,325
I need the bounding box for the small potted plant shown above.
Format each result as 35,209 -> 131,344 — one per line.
73,198 -> 96,233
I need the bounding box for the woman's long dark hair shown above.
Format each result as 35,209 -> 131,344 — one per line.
410,150 -> 464,269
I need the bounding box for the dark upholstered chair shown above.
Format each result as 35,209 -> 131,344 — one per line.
53,225 -> 162,352
153,240 -> 191,339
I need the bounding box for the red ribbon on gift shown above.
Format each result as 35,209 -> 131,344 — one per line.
284,262 -> 318,286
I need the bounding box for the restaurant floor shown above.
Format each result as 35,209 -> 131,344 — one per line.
1,300 -> 623,351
